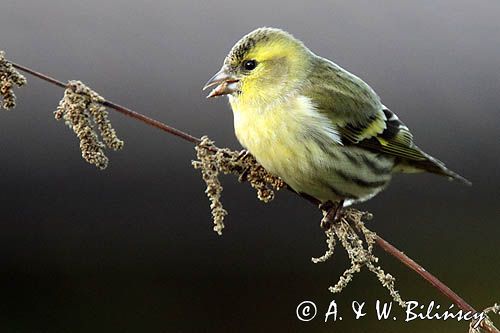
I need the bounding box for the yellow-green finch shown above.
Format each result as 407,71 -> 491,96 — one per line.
204,27 -> 470,206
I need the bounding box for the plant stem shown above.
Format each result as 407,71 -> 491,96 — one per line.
374,235 -> 475,311
10,62 -> 202,145
11,60 -> 498,333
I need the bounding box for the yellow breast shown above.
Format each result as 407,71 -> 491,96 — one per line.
230,94 -> 342,197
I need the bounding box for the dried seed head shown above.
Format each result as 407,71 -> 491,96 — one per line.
314,207 -> 405,307
192,137 -> 227,235
0,51 -> 27,110
469,304 -> 500,333
192,136 -> 283,234
55,80 -> 123,169
192,136 -> 404,307
312,229 -> 336,264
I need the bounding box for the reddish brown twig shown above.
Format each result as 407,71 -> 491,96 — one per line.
11,61 -> 498,333
10,62 -> 202,145
375,235 -> 474,311
375,236 -> 497,333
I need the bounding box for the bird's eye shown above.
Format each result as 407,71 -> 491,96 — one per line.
243,60 -> 257,71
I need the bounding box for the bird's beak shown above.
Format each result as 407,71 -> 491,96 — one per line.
203,66 -> 240,98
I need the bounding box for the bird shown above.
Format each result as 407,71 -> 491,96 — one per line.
203,27 -> 470,210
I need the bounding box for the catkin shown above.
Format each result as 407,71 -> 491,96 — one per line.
55,80 -> 123,169
314,208 -> 405,307
192,136 -> 284,234
0,51 -> 27,110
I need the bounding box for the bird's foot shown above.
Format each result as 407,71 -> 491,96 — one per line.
237,149 -> 251,161
237,150 -> 251,182
320,200 -> 345,229
318,201 -> 334,212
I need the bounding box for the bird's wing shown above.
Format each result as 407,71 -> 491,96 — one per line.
339,107 -> 428,162
337,107 -> 471,184
305,59 -> 470,184
305,58 -> 428,162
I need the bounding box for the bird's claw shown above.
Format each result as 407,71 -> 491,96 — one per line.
319,200 -> 345,230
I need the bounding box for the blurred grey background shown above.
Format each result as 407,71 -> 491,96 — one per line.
1,1 -> 499,332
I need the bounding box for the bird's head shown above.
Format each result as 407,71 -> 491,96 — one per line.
204,27 -> 313,107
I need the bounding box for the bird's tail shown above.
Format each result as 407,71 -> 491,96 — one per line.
396,151 -> 471,186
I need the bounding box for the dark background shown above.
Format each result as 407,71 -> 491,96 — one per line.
1,1 -> 498,332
